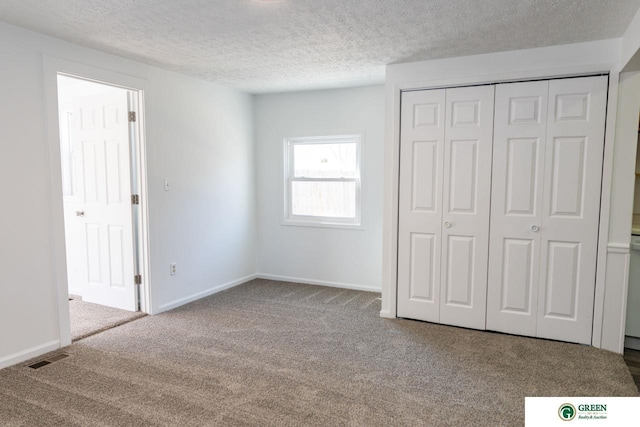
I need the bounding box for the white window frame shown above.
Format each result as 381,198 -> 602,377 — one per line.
283,134 -> 363,229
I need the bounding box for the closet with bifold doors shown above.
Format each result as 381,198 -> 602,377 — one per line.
397,84 -> 495,331
396,75 -> 608,345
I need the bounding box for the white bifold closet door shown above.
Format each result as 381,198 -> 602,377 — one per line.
397,89 -> 445,323
486,75 -> 608,344
397,85 -> 494,329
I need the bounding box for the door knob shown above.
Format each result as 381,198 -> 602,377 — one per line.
531,225 -> 539,232
75,211 -> 85,217
444,221 -> 452,228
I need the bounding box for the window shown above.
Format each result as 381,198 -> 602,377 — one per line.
284,134 -> 362,227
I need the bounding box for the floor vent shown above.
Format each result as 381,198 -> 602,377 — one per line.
27,353 -> 70,369
28,360 -> 51,369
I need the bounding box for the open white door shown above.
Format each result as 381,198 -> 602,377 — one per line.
61,84 -> 138,311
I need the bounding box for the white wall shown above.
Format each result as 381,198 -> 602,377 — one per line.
0,21 -> 257,368
255,86 -> 385,291
148,65 -> 256,312
622,7 -> 640,71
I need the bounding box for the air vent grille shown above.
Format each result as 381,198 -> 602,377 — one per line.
28,361 -> 51,369
26,353 -> 70,369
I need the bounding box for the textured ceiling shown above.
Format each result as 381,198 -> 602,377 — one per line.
1,0 -> 639,93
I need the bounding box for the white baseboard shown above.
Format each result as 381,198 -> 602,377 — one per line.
0,340 -> 61,370
69,289 -> 82,298
153,272 -> 381,314
68,288 -> 83,298
379,310 -> 395,319
157,273 -> 258,313
256,273 -> 381,293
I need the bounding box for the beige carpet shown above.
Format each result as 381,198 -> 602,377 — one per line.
69,297 -> 146,341
1,279 -> 637,426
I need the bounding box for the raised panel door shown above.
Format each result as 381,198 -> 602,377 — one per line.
536,76 -> 608,344
397,89 -> 446,322
439,85 -> 495,329
487,80 -> 548,336
63,89 -> 137,311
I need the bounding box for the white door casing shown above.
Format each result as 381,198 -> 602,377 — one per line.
62,89 -> 138,311
60,104 -> 85,297
397,89 -> 446,322
439,85 -> 495,329
536,76 -> 608,344
487,80 -> 549,336
398,75 -> 607,345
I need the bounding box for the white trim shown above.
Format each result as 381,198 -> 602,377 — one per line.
128,85 -> 152,315
610,251 -> 631,354
0,340 -> 60,370
157,274 -> 258,312
393,68 -> 612,93
379,310 -> 394,318
595,71 -> 640,352
591,70 -> 620,348
607,243 -> 631,254
381,82 -> 401,319
599,243 -> 631,353
68,286 -> 83,297
280,220 -> 365,231
619,253 -> 631,354
257,273 -> 381,293
43,56 -> 152,346
282,133 -> 363,228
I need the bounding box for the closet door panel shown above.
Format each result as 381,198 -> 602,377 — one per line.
536,76 -> 608,344
397,89 -> 446,322
440,85 -> 495,329
487,81 -> 548,336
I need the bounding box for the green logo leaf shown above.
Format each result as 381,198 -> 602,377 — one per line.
558,403 -> 576,421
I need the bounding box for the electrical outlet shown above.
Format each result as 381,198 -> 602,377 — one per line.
170,263 -> 177,276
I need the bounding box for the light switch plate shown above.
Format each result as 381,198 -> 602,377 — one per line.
164,179 -> 171,191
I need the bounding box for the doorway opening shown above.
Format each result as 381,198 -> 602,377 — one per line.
56,74 -> 147,341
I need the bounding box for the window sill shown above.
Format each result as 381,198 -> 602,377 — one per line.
281,219 -> 364,230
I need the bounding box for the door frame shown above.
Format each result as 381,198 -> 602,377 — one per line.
44,56 -> 151,347
380,43 -> 622,351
